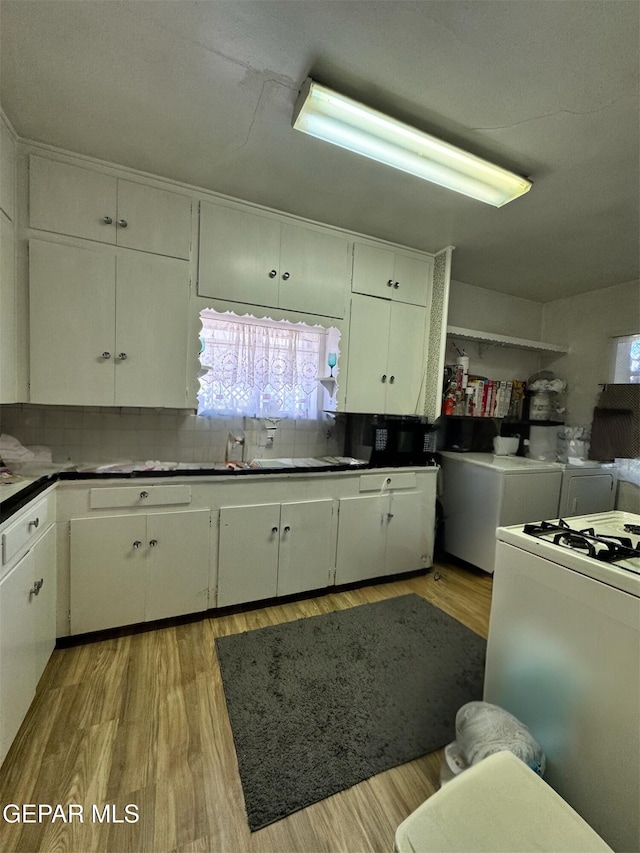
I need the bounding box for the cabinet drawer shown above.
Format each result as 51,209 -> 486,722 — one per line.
1,493 -> 54,566
89,485 -> 192,509
359,472 -> 417,492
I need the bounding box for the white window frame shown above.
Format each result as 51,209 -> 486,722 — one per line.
610,333 -> 640,384
197,309 -> 340,420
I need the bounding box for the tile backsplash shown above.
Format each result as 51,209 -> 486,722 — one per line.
0,405 -> 345,466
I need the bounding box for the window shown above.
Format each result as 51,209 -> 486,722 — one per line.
197,309 -> 340,419
611,334 -> 640,383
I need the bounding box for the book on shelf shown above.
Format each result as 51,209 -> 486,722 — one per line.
442,367 -> 525,418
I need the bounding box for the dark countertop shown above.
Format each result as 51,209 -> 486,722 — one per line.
0,459 -> 439,525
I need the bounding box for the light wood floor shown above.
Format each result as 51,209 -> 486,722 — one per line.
0,560 -> 492,853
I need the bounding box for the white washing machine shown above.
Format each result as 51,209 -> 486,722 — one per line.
556,462 -> 618,517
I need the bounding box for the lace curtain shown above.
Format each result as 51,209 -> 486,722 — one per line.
198,310 -> 338,418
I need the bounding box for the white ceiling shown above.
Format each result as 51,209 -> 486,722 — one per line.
1,0 -> 639,303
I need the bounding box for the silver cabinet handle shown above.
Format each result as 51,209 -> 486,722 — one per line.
149,539 -> 158,547
283,525 -> 291,533
389,375 -> 395,384
387,279 -> 394,287
268,269 -> 277,278
101,351 -> 111,359
29,517 -> 40,529
282,271 -> 290,280
271,526 -> 278,534
393,281 -> 400,289
133,540 -> 142,549
103,216 -> 113,225
381,374 -> 387,383
117,218 -> 128,228
117,353 -> 127,360
140,491 -> 149,499
30,578 -> 44,597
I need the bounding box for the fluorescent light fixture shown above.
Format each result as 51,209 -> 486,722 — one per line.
292,78 -> 532,207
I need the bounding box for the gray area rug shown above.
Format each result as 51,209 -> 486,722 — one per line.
215,593 -> 486,831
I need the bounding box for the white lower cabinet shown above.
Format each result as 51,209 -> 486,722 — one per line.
217,499 -> 335,607
70,509 -> 210,634
335,491 -> 427,585
0,524 -> 56,765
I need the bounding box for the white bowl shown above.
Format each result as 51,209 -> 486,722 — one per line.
493,436 -> 520,456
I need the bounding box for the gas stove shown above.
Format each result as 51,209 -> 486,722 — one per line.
523,516 -> 640,565
497,510 -> 640,596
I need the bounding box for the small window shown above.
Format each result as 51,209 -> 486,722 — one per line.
197,309 -> 340,419
611,334 -> 640,383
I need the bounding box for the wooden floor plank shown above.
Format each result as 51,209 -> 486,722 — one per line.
0,560 -> 491,853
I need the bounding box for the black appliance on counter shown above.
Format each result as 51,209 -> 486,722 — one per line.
345,413 -> 438,467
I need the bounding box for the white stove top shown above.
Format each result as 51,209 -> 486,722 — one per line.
497,510 -> 640,597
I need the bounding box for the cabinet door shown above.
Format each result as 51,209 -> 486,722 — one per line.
70,515 -> 147,634
0,117 -> 16,221
344,294 -> 390,413
217,504 -> 280,607
0,550 -> 37,764
277,499 -> 334,596
0,213 -> 17,402
335,495 -> 388,584
116,180 -> 192,260
115,251 -> 190,407
198,201 -> 280,305
29,239 -> 116,405
384,491 -> 425,575
31,525 -> 57,682
392,252 -> 432,307
279,224 -> 348,318
351,243 -> 395,300
145,510 -> 210,621
29,156 -> 118,244
385,302 -> 427,415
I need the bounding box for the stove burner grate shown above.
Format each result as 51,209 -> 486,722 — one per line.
523,519 -> 640,564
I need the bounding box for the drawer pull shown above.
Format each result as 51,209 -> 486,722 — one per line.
30,578 -> 44,597
140,491 -> 149,499
29,518 -> 40,530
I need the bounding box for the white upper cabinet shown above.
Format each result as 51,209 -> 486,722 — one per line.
351,241 -> 433,307
345,294 -> 427,415
198,200 -> 349,318
0,117 -> 16,222
29,155 -> 192,260
29,239 -> 190,407
0,213 -> 17,403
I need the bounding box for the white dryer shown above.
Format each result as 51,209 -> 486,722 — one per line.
556,462 -> 617,517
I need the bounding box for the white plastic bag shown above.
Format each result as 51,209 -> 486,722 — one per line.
441,701 -> 546,785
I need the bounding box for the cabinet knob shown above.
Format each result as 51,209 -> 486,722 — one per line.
268,269 -> 277,278
29,517 -> 40,529
283,525 -> 291,533
387,512 -> 395,520
117,352 -> 128,360
101,351 -> 111,359
271,526 -> 278,534
140,491 -> 149,499
149,539 -> 158,547
387,279 -> 394,287
389,375 -> 395,384
282,271 -> 290,280
117,218 -> 128,228
29,578 -> 44,597
381,374 -> 387,383
133,540 -> 142,549
393,281 -> 400,289
103,216 -> 113,225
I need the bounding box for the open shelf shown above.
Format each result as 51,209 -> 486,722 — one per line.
447,326 -> 569,354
